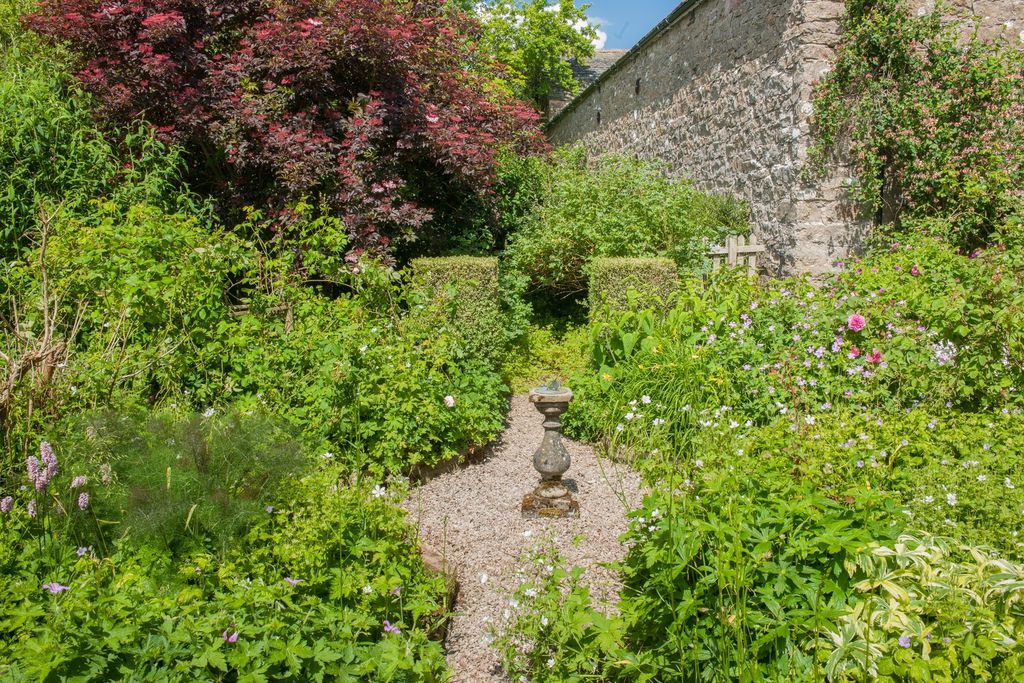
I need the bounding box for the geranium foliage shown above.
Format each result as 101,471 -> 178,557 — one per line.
26,0 -> 545,258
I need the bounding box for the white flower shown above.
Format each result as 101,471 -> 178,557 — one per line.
362,585 -> 373,594
641,395 -> 651,405
546,658 -> 555,668
359,345 -> 368,353
804,415 -> 816,425
202,407 -> 216,418
321,451 -> 335,460
372,485 -> 387,498
615,424 -> 624,432
694,459 -> 703,468
977,474 -> 987,482
922,495 -> 934,504
1006,478 -> 1016,490
625,412 -> 636,420
540,616 -> 548,627
947,493 -> 958,506
444,395 -> 456,408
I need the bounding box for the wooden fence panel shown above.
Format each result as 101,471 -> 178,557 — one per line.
708,234 -> 765,276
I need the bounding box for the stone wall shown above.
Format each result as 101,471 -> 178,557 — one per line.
547,0 -> 1024,275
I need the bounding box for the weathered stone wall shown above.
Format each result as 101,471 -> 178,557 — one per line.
547,0 -> 1024,275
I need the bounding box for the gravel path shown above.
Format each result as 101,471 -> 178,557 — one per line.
403,395 -> 644,682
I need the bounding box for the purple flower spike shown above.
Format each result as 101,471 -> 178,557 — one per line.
284,577 -> 303,586
223,630 -> 239,643
27,499 -> 37,518
0,496 -> 12,513
383,620 -> 401,635
77,493 -> 89,510
43,582 -> 69,594
26,456 -> 40,486
40,442 -> 58,480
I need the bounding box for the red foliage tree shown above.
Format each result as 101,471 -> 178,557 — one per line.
27,0 -> 545,258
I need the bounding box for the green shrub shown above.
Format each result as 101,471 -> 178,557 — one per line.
499,471 -> 1024,681
0,44 -> 198,264
504,145 -> 746,299
811,0 -> 1024,245
52,407 -> 309,555
0,466 -> 450,681
407,256 -> 508,366
586,257 -> 680,317
3,203 -> 509,477
543,225 -> 1024,680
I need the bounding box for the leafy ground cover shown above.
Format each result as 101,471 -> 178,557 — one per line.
494,5 -> 1024,677
498,225 -> 1024,682
3,0 -> 1023,679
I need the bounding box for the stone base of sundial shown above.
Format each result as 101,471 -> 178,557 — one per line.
521,481 -> 579,518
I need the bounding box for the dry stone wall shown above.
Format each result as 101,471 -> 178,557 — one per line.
547,0 -> 1024,275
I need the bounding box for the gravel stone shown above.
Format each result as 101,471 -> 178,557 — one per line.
403,394 -> 644,681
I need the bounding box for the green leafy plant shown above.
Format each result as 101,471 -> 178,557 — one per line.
0,466 -> 451,681
505,145 -> 746,300
53,407 -> 309,555
586,257 -> 680,318
810,0 -> 1024,245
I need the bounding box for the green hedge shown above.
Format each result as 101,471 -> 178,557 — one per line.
408,256 -> 505,366
587,257 -> 680,317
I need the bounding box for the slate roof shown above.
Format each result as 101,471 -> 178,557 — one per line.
547,49 -> 628,118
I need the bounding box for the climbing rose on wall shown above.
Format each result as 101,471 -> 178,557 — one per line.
810,0 -> 1024,245
26,0 -> 545,260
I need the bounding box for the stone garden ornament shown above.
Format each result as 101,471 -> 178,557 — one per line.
522,380 -> 579,518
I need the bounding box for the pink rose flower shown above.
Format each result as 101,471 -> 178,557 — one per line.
847,314 -> 866,332
867,349 -> 883,364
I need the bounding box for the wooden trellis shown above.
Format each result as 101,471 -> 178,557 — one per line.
708,235 -> 765,276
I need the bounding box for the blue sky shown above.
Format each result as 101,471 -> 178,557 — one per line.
584,0 -> 682,50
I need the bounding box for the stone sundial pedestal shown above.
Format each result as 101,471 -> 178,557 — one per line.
522,381 -> 579,518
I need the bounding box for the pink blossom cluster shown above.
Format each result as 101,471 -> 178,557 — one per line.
27,442 -> 59,492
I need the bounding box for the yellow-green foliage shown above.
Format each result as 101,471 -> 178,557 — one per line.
587,257 -> 680,317
408,256 -> 506,365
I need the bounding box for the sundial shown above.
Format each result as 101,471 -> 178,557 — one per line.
522,379 -> 578,518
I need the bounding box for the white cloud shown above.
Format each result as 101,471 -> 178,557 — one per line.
544,3 -> 608,49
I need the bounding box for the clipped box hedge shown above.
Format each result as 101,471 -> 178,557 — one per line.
587,257 -> 680,317
408,256 -> 504,365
